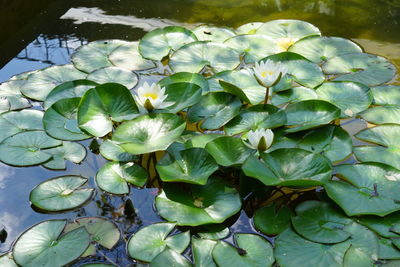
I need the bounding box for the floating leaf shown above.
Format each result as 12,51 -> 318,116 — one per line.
253,203 -> 291,235
212,234 -> 274,267
0,109 -> 43,142
193,26 -> 235,43
12,220 -> 90,267
42,141 -> 86,170
343,222 -> 379,261
242,148 -> 332,186
184,133 -> 222,149
162,82 -> 202,113
108,41 -> 156,71
127,223 -> 190,262
0,253 -> 17,267
79,264 -> 116,267
169,41 -> 240,73
113,113 -> 186,154
361,106 -> 400,124
371,85 -> 400,105
78,83 -> 139,137
0,80 -> 31,113
158,72 -> 209,94
359,212 -> 400,238
205,136 -> 254,166
139,26 -> 197,60
155,178 -> 242,226
99,140 -> 137,162
192,237 -> 217,267
30,175 -> 94,212
86,66 -> 139,89
271,86 -> 318,106
96,161 -> 147,195
256,19 -> 321,40
343,246 -> 374,267
379,238 -> 400,260
150,249 -> 191,267
236,22 -> 263,35
323,53 -> 397,86
197,225 -> 230,240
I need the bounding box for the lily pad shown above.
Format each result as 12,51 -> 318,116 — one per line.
155,177 -> 242,226
236,22 -> 263,35
158,72 -> 209,94
205,136 -> 254,166
187,92 -> 241,130
256,19 -> 321,40
127,223 -> 190,262
325,163 -> 400,216
44,79 -> 98,109
112,113 -> 186,154
0,131 -> 61,167
379,237 -> 400,260
162,82 -> 202,113
78,83 -> 139,137
86,66 -> 139,89
288,36 -> 362,63
274,228 -> 350,267
193,26 -> 235,42
79,264 -> 116,267
271,86 -> 318,106
284,100 -> 341,133
20,64 -> 86,101
0,80 -> 31,113
156,147 -> 218,185
169,41 -> 240,73
242,148 -> 332,186
43,98 -> 91,141
139,26 -> 197,60
96,161 -> 147,195
0,109 -> 44,142
184,133 -> 222,149
30,175 -> 94,212
359,212 -> 400,238
108,41 -> 156,71
42,141 -> 87,170
371,85 -> 400,105
291,201 -> 352,243
0,253 -> 17,267
253,203 -> 292,235
150,249 -> 192,267
224,104 -> 286,135
354,124 -> 400,170
322,53 -> 397,86
343,246 -> 374,267
12,220 -> 90,267
212,234 -> 274,267
343,222 -> 379,261
192,237 -> 217,267
197,225 -> 230,240
316,82 -> 372,117
360,106 -> 400,124
99,140 -> 137,162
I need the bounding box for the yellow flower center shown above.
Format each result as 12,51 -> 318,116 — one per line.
143,92 -> 158,100
261,70 -> 274,78
277,38 -> 297,52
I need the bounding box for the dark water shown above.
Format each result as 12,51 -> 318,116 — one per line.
0,0 -> 399,264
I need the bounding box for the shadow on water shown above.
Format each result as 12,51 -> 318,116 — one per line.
0,0 -> 399,264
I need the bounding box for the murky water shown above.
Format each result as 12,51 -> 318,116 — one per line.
0,0 -> 399,264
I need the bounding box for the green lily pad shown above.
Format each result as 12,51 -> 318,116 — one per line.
0,131 -> 61,167
224,104 -> 286,135
187,92 -> 241,130
139,26 -> 197,60
113,113 -> 186,154
78,83 -> 139,137
205,136 -> 254,166
158,72 -> 209,94
162,82 -> 202,113
0,80 -> 31,113
86,66 -> 139,89
275,228 -> 350,267
263,52 -> 325,88
0,109 -> 44,142
150,249 -> 192,267
44,79 -> 98,110
43,98 -> 91,141
42,141 -> 86,170
193,26 -> 235,43
224,34 -> 278,63
99,140 -> 137,162
242,148 -> 332,186
284,100 -> 341,133
256,19 -> 321,40
343,222 -> 379,261
343,246 -> 374,267
325,163 -> 400,216
197,225 -> 230,240
361,106 -> 400,124
0,253 -> 17,267
30,175 -> 94,212
379,238 -> 400,259
359,212 -> 400,238
192,237 -> 217,267
288,36 -> 362,63
212,234 -> 274,267
323,53 -> 397,86
169,41 -> 240,73
236,22 -> 263,35
253,203 -> 292,235
184,133 -> 222,149
20,64 -> 87,101
354,124 -> 400,170
79,264 -> 116,267
71,40 -> 131,73
127,223 -> 190,262
64,217 -> 120,250
108,41 -> 156,71
291,201 -> 352,243
316,82 -> 372,117
156,147 -> 218,185
96,161 -> 147,195
371,85 -> 400,105
155,177 -> 242,226
271,86 -> 318,106
12,220 -> 90,267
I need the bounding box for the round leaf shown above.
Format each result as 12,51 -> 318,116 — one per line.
0,253 -> 17,267
99,140 -> 137,162
205,136 -> 254,166
193,26 -> 235,43
109,41 -> 156,71
162,82 -> 202,113
361,106 -> 400,124
86,66 -> 139,89
256,19 -> 321,40
253,203 -> 291,235
271,86 -> 318,106
343,246 -> 374,267
158,72 -> 209,94
371,85 -> 400,106
192,237 -> 217,267
42,141 -> 87,170
0,109 -> 44,142
150,249 -> 191,267
0,80 -> 31,113
236,22 -> 263,35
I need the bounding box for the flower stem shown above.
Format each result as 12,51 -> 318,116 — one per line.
264,86 -> 270,104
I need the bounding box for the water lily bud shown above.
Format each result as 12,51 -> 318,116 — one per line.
134,82 -> 174,112
246,129 -> 274,151
252,60 -> 288,88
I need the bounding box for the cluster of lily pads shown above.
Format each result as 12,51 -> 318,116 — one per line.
0,19 -> 399,266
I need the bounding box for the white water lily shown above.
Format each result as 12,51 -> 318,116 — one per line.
134,82 -> 174,111
276,37 -> 299,53
246,128 -> 274,151
253,60 -> 288,88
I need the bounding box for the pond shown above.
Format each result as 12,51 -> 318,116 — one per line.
0,0 -> 399,266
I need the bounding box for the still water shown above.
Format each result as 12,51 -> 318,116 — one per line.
0,0 -> 399,265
